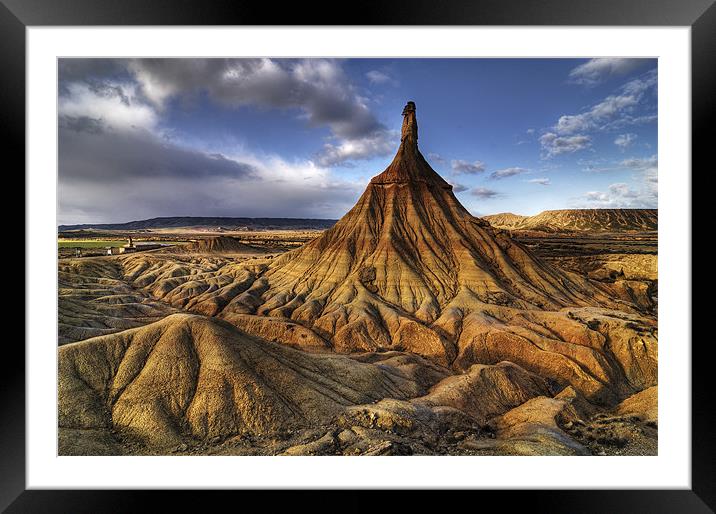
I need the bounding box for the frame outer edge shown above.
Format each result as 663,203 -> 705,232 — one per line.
6,0 -> 713,510
0,0 -> 715,26
691,1 -> 716,511
0,0 -> 27,511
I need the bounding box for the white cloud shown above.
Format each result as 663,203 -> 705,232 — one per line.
568,58 -> 647,87
451,159 -> 486,174
528,178 -> 550,186
554,69 -> 657,135
581,164 -> 620,173
490,167 -> 529,179
470,187 -> 501,199
614,133 -> 637,150
601,114 -> 657,131
622,155 -> 658,198
539,132 -> 592,158
59,82 -> 157,131
555,95 -> 636,134
583,191 -> 609,203
573,154 -> 657,209
608,182 -> 639,198
366,70 -> 396,85
449,182 -> 468,193
428,152 -> 446,164
315,131 -> 397,167
575,181 -> 654,208
620,154 -> 657,171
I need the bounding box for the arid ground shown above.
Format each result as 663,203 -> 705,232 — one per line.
58,103 -> 657,456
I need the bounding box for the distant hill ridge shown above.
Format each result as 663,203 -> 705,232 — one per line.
483,209 -> 657,233
59,216 -> 338,231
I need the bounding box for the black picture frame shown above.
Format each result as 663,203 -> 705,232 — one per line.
5,0 -> 711,511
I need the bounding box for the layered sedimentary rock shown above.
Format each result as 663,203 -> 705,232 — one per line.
59,313 -> 446,447
484,209 -> 658,233
197,102 -> 653,402
58,102 -> 658,455
204,104 -> 634,367
172,236 -> 266,255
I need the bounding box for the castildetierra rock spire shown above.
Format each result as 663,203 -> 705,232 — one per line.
401,101 -> 418,145
371,102 -> 451,188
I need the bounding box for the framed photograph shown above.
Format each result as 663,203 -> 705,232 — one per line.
7,0 -> 711,511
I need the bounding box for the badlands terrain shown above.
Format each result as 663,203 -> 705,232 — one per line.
483,209 -> 657,233
58,103 -> 657,456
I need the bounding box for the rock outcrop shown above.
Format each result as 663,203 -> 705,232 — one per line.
59,313 -> 443,447
484,209 -> 658,233
174,236 -> 266,255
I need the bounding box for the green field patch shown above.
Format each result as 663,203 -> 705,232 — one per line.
58,240 -> 185,249
58,240 -> 127,248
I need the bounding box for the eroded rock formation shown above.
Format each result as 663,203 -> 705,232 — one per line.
58,102 -> 658,455
484,209 -> 658,233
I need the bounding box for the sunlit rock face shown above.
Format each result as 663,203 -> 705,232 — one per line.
214,103 -> 646,380
58,102 -> 657,456
87,102 -> 655,401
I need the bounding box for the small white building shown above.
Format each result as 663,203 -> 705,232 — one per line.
120,237 -> 137,254
107,237 -> 163,255
107,237 -> 137,255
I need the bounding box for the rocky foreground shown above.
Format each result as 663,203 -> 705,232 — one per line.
59,313 -> 656,456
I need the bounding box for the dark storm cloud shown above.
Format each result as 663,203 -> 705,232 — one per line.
59,119 -> 256,182
57,113 -> 362,224
60,58 -> 395,166
87,83 -> 131,105
128,58 -> 388,141
59,115 -> 104,134
59,58 -> 131,83
58,163 -> 361,225
57,58 -> 397,223
58,59 -> 134,97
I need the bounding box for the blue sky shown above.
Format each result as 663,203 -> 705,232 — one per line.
58,58 -> 657,224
